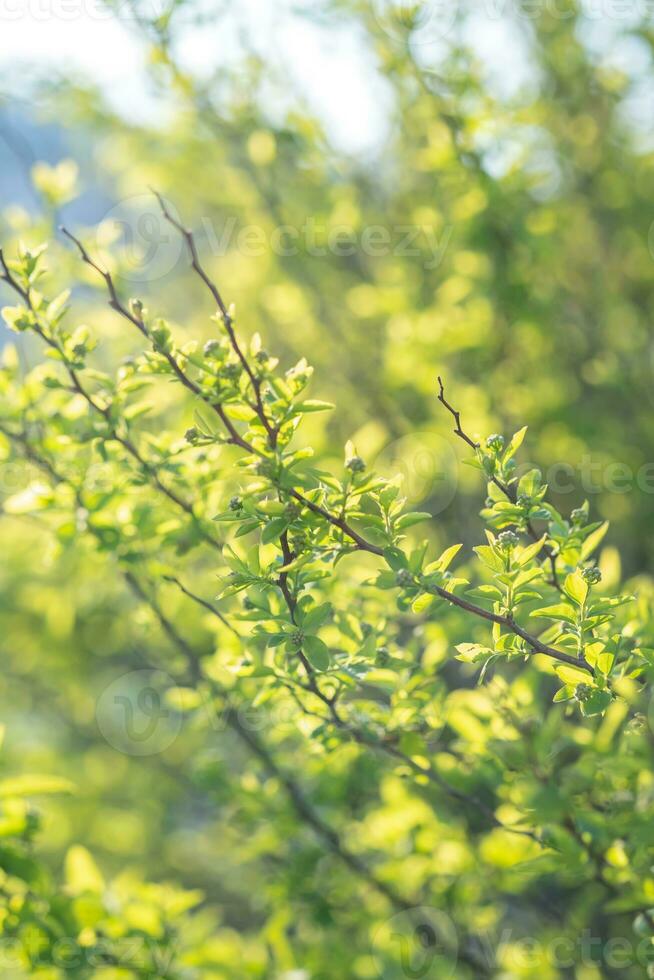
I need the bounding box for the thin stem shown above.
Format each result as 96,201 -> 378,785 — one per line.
55,220 -> 589,674
151,190 -> 277,445
437,375 -> 561,589
0,252 -> 221,552
163,574 -> 241,637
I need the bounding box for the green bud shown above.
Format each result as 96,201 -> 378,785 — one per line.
203,339 -> 222,357
582,565 -> 602,585
396,568 -> 414,589
346,455 -> 366,473
497,529 -> 520,552
486,433 -> 505,453
570,507 -> 586,526
223,362 -> 241,381
574,683 -> 592,703
150,320 -> 172,353
185,427 -> 200,445
229,495 -> 243,512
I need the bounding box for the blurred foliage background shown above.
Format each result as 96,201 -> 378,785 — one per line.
0,1 -> 654,977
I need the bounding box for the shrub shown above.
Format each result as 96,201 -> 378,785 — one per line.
1,203 -> 653,977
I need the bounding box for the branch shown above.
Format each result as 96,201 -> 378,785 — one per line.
163,574 -> 241,637
56,223 -> 586,673
1,248 -> 221,552
0,378 -> 543,854
437,374 -> 480,452
437,375 -> 561,589
151,189 -> 276,444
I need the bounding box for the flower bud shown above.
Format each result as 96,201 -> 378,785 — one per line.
346,455 -> 365,473
486,433 -> 505,453
497,529 -> 520,552
396,568 -> 414,589
582,565 -> 602,585
223,362 -> 241,381
203,339 -> 221,357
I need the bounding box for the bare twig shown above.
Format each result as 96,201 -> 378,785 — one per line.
437,375 -> 561,590
163,574 -> 241,637
151,190 -> 277,444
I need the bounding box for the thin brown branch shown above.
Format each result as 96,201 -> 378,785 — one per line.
163,574 -> 241,637
150,190 -> 276,444
437,375 -> 561,590
1,248 -> 221,552
55,224 -> 585,672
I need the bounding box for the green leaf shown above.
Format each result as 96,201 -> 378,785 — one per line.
294,400 -> 335,413
473,545 -> 504,572
261,517 -> 289,544
455,643 -> 493,664
383,547 -> 408,571
502,426 -> 527,463
0,775 -> 75,798
46,289 -> 71,322
65,845 -> 105,895
222,546 -> 248,573
580,690 -> 612,717
225,403 -> 256,421
563,570 -> 588,606
515,535 -> 546,567
434,543 -> 463,572
411,593 -> 435,614
301,603 -> 333,632
518,469 -> 542,497
466,584 -> 503,601
580,522 -> 609,560
2,305 -> 31,332
395,511 -> 432,531
304,636 -> 331,671
555,665 -> 591,686
530,603 -> 577,624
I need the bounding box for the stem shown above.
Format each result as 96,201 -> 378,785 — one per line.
54,218 -> 591,675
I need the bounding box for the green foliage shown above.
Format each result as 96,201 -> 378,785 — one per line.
2,3 -> 654,975
0,209 -> 652,976
0,730 -> 208,979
